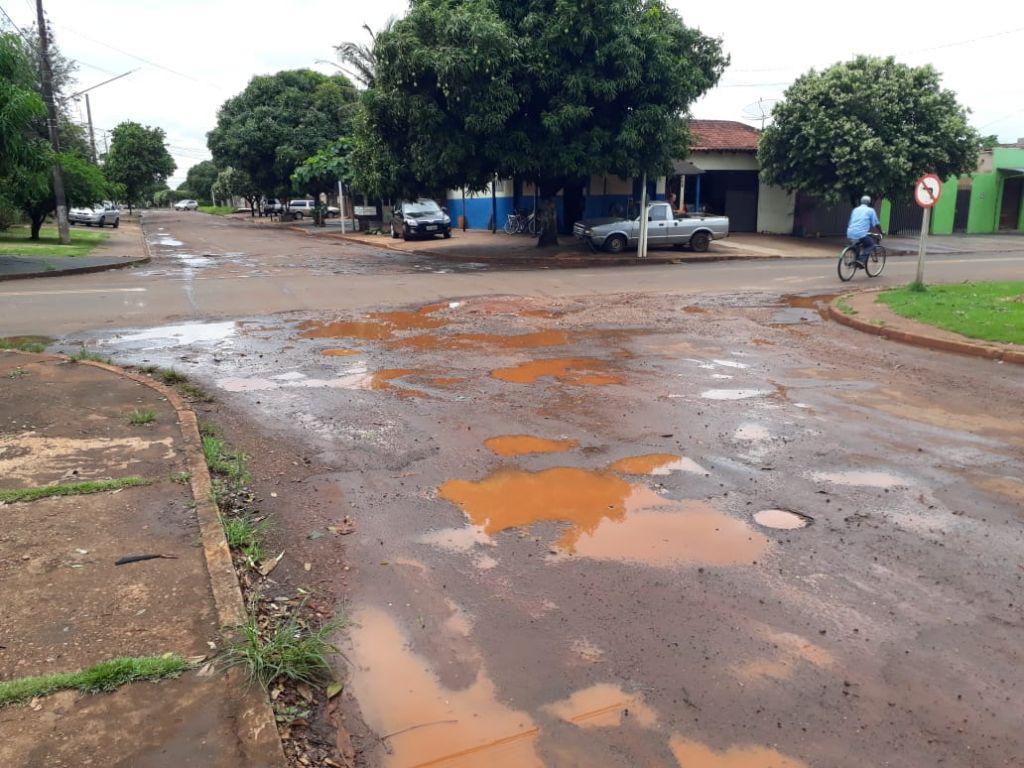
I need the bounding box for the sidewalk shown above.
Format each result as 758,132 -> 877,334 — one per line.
0,220 -> 149,281
829,290 -> 1024,365
0,352 -> 283,767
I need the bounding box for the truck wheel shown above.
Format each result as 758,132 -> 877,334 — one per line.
293,211 -> 303,220
604,234 -> 627,253
391,223 -> 399,239
689,231 -> 711,252
113,219 -> 119,229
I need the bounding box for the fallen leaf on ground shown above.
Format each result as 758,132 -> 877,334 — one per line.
259,551 -> 284,576
326,681 -> 344,699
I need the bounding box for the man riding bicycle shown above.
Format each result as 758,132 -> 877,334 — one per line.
847,195 -> 881,268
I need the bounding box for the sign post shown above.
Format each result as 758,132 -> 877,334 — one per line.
638,172 -> 649,259
912,174 -> 942,288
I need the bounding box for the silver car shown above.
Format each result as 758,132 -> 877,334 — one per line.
69,202 -> 120,228
573,201 -> 728,253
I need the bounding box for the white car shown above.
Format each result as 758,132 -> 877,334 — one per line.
288,199 -> 339,219
174,199 -> 199,211
69,202 -> 120,228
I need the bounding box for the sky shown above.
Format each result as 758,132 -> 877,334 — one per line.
4,0 -> 1022,187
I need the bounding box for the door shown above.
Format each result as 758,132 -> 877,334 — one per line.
647,203 -> 672,246
999,177 -> 1023,231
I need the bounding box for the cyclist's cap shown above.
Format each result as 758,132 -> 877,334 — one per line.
861,195 -> 872,204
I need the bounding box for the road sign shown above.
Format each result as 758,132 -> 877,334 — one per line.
914,174 -> 942,209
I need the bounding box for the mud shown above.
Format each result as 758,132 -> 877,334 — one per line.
484,435 -> 580,457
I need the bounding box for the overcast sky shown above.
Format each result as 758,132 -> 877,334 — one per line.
6,0 -> 1021,187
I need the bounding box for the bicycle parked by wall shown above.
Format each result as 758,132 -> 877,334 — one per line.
503,209 -> 540,235
837,232 -> 886,281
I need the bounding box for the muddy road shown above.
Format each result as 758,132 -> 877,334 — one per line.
49,213 -> 1024,767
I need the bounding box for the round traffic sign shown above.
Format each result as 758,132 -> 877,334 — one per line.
914,174 -> 943,208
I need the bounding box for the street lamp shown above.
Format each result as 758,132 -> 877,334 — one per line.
69,69 -> 138,163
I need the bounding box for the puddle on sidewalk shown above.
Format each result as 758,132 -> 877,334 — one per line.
347,607 -> 542,768
782,293 -> 839,319
485,435 -> 579,457
670,735 -> 807,768
439,469 -> 766,566
543,683 -> 658,730
104,321 -> 236,349
811,470 -> 909,489
753,509 -> 811,530
491,358 -> 623,386
391,329 -> 570,353
608,454 -> 706,476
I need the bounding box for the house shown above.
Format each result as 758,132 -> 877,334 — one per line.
445,120 -> 795,234
925,143 -> 1024,235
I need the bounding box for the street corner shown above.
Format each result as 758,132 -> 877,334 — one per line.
0,351 -> 283,768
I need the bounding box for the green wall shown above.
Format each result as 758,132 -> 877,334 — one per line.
967,172 -> 999,233
931,177 -> 958,234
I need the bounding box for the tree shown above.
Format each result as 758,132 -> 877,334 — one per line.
334,18 -> 396,89
0,32 -> 47,178
212,166 -> 260,216
104,121 -> 176,212
181,160 -> 220,205
207,70 -> 357,200
9,151 -> 110,239
356,0 -> 727,244
758,56 -> 981,205
292,138 -> 354,198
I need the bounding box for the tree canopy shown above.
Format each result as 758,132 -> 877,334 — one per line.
207,70 -> 358,197
212,166 -> 260,215
0,32 -> 48,179
758,56 -> 981,204
292,138 -> 354,197
181,160 -> 220,203
354,0 -> 727,241
104,121 -> 176,211
8,150 -> 111,238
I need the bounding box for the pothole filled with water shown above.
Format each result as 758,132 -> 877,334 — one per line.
753,509 -> 812,530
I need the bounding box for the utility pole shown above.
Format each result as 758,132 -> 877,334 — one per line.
70,69 -> 135,165
84,93 -> 96,163
36,0 -> 70,244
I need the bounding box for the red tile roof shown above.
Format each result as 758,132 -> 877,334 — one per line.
690,120 -> 760,152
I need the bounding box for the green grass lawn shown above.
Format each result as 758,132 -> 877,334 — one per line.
198,206 -> 238,216
0,225 -> 108,258
878,282 -> 1024,345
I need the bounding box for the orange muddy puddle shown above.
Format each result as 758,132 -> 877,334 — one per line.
671,736 -> 807,768
298,319 -> 395,341
544,683 -> 658,730
391,329 -> 570,353
439,469 -> 766,565
372,369 -> 429,398
608,454 -> 706,476
485,435 -> 580,457
320,348 -> 361,357
348,607 -> 542,768
491,358 -> 622,386
731,629 -> 834,683
368,309 -> 448,331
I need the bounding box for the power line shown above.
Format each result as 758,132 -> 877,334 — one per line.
0,2 -> 31,42
906,26 -> 1024,55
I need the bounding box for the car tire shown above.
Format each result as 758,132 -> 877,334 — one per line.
99,217 -> 106,228
604,234 -> 627,253
294,211 -> 303,220
391,223 -> 399,239
402,230 -> 410,241
443,230 -> 451,239
689,231 -> 711,252
113,219 -> 119,229
70,220 -> 76,226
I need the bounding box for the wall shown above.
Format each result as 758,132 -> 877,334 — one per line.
930,177 -> 959,235
755,183 -> 794,234
689,151 -> 759,172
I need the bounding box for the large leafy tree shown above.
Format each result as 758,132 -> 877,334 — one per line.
181,160 -> 220,204
0,32 -> 48,229
104,121 -> 176,212
292,138 -> 354,198
759,56 -> 981,205
206,70 -> 357,199
212,166 -> 261,216
9,151 -> 111,238
355,0 -> 727,243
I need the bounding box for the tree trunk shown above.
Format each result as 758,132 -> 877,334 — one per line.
536,179 -> 562,247
30,213 -> 45,240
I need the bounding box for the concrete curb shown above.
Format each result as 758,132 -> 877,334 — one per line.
289,226 -> 780,266
828,290 -> 1024,366
2,349 -> 287,767
0,255 -> 150,282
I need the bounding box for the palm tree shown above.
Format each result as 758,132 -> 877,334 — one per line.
334,17 -> 396,90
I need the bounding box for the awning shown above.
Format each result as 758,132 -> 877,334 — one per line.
998,167 -> 1024,174
672,159 -> 705,175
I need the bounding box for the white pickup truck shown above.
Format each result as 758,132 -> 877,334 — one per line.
573,201 -> 729,253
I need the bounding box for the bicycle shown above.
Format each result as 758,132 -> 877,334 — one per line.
838,232 -> 886,281
503,209 -> 540,235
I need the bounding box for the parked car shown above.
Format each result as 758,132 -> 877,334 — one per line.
391,199 -> 451,240
573,201 -> 729,253
263,198 -> 284,214
68,202 -> 120,228
287,199 -> 339,219
174,199 -> 199,211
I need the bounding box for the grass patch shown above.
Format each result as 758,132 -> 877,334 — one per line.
69,345 -> 112,364
0,336 -> 52,353
136,364 -> 160,374
0,476 -> 149,504
223,604 -> 341,690
170,471 -> 191,484
198,206 -> 237,216
202,434 -> 251,483
223,512 -> 270,564
159,368 -> 188,385
0,225 -> 108,258
128,408 -> 157,425
878,281 -> 1024,345
0,654 -> 189,707
179,382 -> 214,402
836,297 -> 857,316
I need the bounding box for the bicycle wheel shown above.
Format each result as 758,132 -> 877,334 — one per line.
527,216 -> 537,235
865,245 -> 887,277
837,246 -> 857,282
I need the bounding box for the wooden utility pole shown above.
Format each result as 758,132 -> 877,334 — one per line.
35,0 -> 70,244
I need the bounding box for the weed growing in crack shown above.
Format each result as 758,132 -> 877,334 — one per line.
202,434 -> 251,484
159,368 -> 188,385
179,382 -> 214,402
128,408 -> 157,425
222,512 -> 270,566
170,471 -> 191,484
0,477 -> 149,504
0,655 -> 190,707
69,345 -> 112,364
223,603 -> 342,690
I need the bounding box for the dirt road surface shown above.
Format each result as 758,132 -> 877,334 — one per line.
11,211 -> 1024,767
